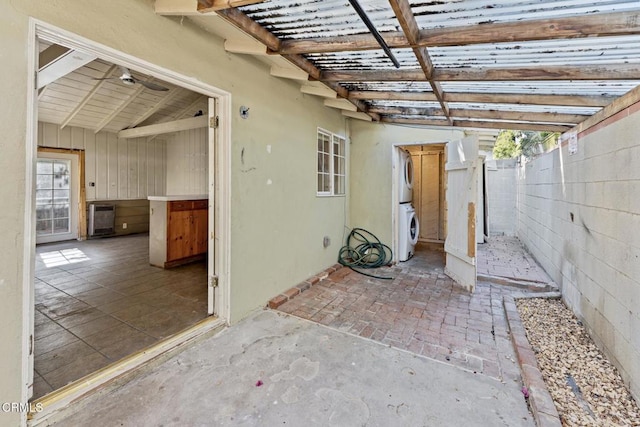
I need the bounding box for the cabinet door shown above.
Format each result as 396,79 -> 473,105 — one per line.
167,210 -> 192,261
193,208 -> 208,255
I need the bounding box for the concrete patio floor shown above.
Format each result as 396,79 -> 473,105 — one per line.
52,310 -> 534,426
50,236 -> 552,426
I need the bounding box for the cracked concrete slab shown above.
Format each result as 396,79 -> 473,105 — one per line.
53,310 -> 534,426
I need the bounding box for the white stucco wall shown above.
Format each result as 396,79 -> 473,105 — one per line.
487,158 -> 518,236
349,120 -> 464,246
1,1 -> 349,422
517,106 -> 640,401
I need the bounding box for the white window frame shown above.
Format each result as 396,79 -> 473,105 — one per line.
317,128 -> 346,196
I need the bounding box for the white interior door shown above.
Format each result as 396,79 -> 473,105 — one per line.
35,152 -> 79,244
207,98 -> 216,315
444,135 -> 479,292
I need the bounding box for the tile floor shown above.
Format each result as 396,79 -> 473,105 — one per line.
33,234 -> 208,400
277,239 -> 551,384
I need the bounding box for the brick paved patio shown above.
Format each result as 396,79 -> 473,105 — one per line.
277,243 -> 529,384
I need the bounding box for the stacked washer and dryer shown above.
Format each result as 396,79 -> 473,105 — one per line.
398,149 -> 419,262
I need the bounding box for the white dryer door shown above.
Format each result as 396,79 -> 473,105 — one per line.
404,154 -> 414,190
409,211 -> 419,245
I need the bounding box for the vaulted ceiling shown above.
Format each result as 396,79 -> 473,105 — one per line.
37,41 -> 208,136
183,0 -> 640,132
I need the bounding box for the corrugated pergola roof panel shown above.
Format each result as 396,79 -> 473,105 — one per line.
306,49 -> 419,70
439,81 -> 640,96
430,35 -> 640,68
239,0 -> 401,39
220,0 -> 640,130
410,0 -> 640,29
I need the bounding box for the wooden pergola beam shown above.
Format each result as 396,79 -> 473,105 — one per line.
381,117 -> 572,132
277,11 -> 640,55
388,0 -> 450,121
211,6 -> 379,120
371,106 -> 586,124
322,64 -> 640,82
197,0 -> 265,12
349,91 -> 614,107
452,120 -> 572,133
368,106 -> 445,117
450,109 -> 588,125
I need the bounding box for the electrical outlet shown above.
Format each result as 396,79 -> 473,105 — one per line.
122,223 -> 127,229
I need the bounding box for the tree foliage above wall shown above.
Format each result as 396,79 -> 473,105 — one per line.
493,130 -> 560,159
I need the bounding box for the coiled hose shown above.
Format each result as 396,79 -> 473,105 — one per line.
338,228 -> 394,280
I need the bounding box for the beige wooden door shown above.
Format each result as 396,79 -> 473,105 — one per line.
444,135 -> 479,292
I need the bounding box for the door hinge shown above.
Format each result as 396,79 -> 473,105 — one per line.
209,275 -> 219,288
29,334 -> 33,356
210,116 -> 219,129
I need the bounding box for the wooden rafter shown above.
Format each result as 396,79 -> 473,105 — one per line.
349,91 -> 614,107
276,11 -> 640,55
382,117 -> 571,132
322,64 -> 640,82
60,64 -> 118,130
388,0 -> 451,122
449,109 -> 588,125
94,77 -> 155,133
211,6 -> 379,120
371,106 -> 587,124
127,88 -> 184,129
197,0 -> 265,12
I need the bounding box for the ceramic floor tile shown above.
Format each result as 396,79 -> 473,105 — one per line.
41,351 -> 111,390
67,315 -> 128,339
54,307 -> 108,330
32,234 -> 207,400
34,329 -> 79,355
35,340 -> 98,375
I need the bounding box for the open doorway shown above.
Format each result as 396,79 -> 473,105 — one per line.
26,22 -> 231,408
392,136 -> 479,292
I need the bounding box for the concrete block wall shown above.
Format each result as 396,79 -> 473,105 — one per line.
487,159 -> 518,236
516,105 -> 640,401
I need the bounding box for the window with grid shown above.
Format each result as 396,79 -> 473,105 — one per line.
317,129 -> 345,196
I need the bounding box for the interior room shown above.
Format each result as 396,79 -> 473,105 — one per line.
33,38 -> 213,400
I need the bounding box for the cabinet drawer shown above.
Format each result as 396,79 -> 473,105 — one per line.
192,200 -> 208,210
169,201 -> 192,212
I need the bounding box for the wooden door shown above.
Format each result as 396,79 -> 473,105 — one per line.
444,135 -> 479,292
167,209 -> 192,261
193,208 -> 208,255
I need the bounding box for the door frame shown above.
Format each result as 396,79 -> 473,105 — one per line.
391,142 -> 446,262
24,18 -> 232,422
35,148 -> 84,243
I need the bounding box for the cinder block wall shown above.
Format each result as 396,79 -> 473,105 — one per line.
517,105 -> 640,401
487,159 -> 518,236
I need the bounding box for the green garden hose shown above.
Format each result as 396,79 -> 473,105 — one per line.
338,228 -> 394,280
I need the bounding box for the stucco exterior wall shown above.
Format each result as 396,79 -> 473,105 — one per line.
487,159 -> 518,236
517,106 -> 640,401
349,120 -> 463,246
1,1 -> 348,422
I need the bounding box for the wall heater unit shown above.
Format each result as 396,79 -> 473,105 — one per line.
89,204 -> 116,237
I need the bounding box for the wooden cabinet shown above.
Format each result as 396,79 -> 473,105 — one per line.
149,198 -> 208,268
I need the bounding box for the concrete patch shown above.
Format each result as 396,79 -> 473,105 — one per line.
52,310 -> 534,427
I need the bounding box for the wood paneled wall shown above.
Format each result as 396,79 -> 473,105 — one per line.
88,199 -> 150,236
166,127 -> 208,195
409,145 -> 446,242
38,122 -> 167,201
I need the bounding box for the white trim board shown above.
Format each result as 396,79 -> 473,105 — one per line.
25,18 -> 233,426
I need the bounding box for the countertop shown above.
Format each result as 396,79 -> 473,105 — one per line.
148,195 -> 208,201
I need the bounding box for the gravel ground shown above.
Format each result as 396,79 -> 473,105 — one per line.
516,298 -> 640,426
